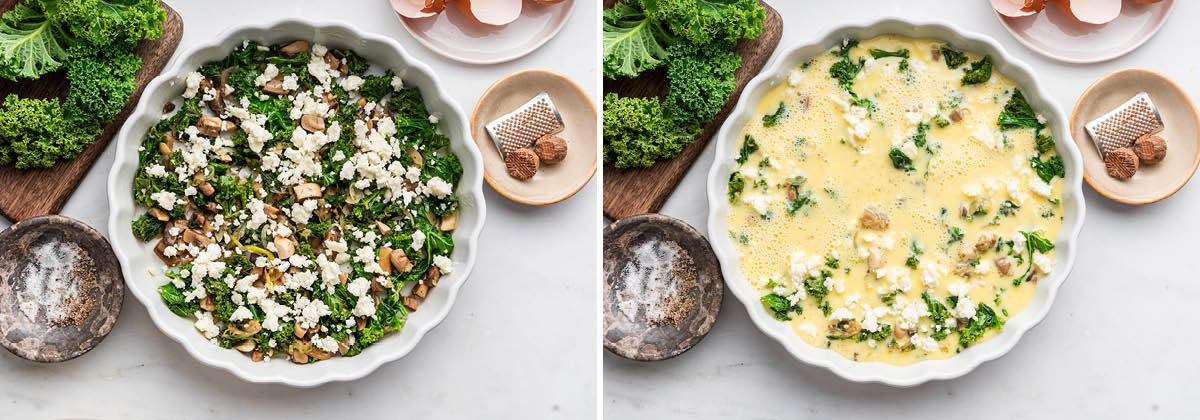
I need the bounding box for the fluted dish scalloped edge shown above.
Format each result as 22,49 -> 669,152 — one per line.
106,19 -> 487,387
705,18 -> 1086,387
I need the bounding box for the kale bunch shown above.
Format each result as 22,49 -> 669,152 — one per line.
0,0 -> 165,169
601,0 -> 764,168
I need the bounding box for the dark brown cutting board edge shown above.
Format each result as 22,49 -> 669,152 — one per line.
601,1 -> 782,221
0,1 -> 183,223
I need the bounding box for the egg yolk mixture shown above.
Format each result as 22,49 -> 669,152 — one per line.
726,35 -> 1066,365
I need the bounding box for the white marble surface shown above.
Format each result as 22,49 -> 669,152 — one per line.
606,1 -> 1200,419
0,1 -> 598,418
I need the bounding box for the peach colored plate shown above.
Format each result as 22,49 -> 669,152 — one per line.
394,0 -> 575,64
1071,69 -> 1200,205
471,69 -> 596,205
994,0 -> 1175,64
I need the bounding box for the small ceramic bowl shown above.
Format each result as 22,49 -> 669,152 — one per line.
1070,69 -> 1200,205
471,69 -> 597,205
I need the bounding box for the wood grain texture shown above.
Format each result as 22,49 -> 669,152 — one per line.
601,1 -> 782,221
0,1 -> 183,223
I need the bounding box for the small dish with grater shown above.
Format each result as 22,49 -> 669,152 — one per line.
470,69 -> 597,205
1071,69 -> 1200,205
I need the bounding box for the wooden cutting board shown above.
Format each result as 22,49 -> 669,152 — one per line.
602,1 -> 782,221
0,1 -> 183,223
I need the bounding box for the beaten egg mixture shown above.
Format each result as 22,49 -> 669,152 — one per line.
726,35 -> 1065,365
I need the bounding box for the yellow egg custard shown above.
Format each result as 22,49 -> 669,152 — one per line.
725,35 -> 1065,365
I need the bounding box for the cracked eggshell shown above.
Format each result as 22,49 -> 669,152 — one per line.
455,0 -> 522,26
991,0 -> 1046,17
392,0 -> 441,18
1054,0 -> 1121,24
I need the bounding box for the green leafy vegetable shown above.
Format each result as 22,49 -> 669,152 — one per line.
958,303 -> 1004,347
40,0 -> 166,50
130,212 -> 162,241
960,55 -> 992,85
602,93 -> 698,168
640,0 -> 765,49
888,147 -> 914,172
0,3 -> 68,80
939,45 -> 967,69
947,226 -> 964,243
868,48 -> 909,59
727,172 -> 745,203
663,44 -> 741,123
1030,155 -> 1064,182
761,293 -> 801,321
762,101 -> 786,128
736,135 -> 758,166
0,94 -> 97,168
601,3 -> 671,79
158,282 -> 198,317
922,292 -> 952,341
785,184 -> 813,216
63,45 -> 141,127
998,89 -> 1040,130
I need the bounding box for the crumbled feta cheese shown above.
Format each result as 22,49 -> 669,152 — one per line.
193,311 -> 220,339
433,254 -> 454,274
1030,177 -> 1053,197
1034,252 -> 1053,274
829,307 -> 854,320
182,72 -> 203,98
339,75 -> 364,91
150,191 -> 177,210
427,176 -> 453,197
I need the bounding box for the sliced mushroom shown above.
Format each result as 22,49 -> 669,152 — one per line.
310,349 -> 334,361
234,340 -> 256,353
337,339 -> 350,355
199,296 -> 215,312
424,266 -> 441,288
197,116 -> 224,137
390,249 -> 413,273
162,101 -> 176,113
182,228 -> 215,246
323,52 -> 340,71
293,319 -> 307,339
293,183 -> 322,200
378,247 -> 393,275
373,221 -> 392,235
867,247 -> 886,271
439,212 -> 458,231
198,183 -> 216,196
953,263 -> 974,277
356,317 -> 366,331
995,257 -> 1013,275
149,208 -> 169,221
402,295 -> 419,312
300,114 -> 325,132
281,40 -> 311,56
931,48 -> 941,62
949,107 -> 969,122
859,207 -> 889,230
288,342 -> 310,364
893,326 -> 911,340
406,148 -> 424,168
263,203 -> 282,218
263,78 -> 286,95
414,283 -> 429,299
974,232 -> 998,252
205,77 -> 225,114
158,139 -> 173,157
274,236 -> 296,259
251,351 -> 265,362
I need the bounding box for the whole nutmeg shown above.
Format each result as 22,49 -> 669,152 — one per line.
1133,134 -> 1167,165
533,134 -> 568,165
1105,147 -> 1139,179
505,147 -> 539,180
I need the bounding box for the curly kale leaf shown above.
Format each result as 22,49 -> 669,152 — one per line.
940,45 -> 967,69
391,87 -> 450,151
662,43 -> 741,123
888,147 -> 914,172
602,2 -> 671,79
641,0 -> 765,49
868,48 -> 909,59
602,93 -> 698,168
727,172 -> 744,203
829,40 -> 864,91
359,68 -> 395,103
63,45 -> 141,127
960,55 -> 992,85
1030,155 -> 1064,183
762,101 -> 786,128
0,3 -> 69,80
998,89 -> 1041,130
958,303 -> 1004,348
130,212 -> 163,241
0,94 -> 98,168
761,293 -> 801,321
735,135 -> 758,166
332,48 -> 368,76
157,282 -> 198,317
922,292 -> 952,341
40,0 -> 166,50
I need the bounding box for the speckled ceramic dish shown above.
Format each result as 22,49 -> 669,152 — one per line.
994,0 -> 1175,64
707,18 -> 1085,386
0,215 -> 123,363
603,214 -> 722,361
1071,69 -> 1200,205
394,0 -> 575,64
471,69 -> 597,205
